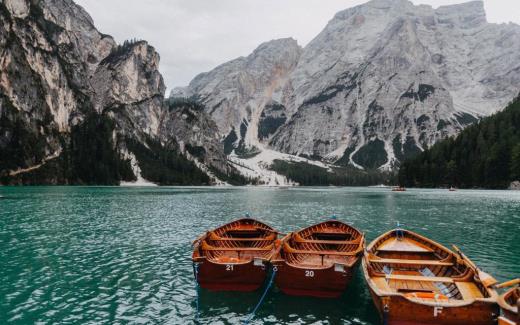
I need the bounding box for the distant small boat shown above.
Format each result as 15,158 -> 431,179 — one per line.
496,279 -> 519,325
362,228 -> 499,325
449,187 -> 457,192
271,220 -> 364,298
192,218 -> 278,291
392,186 -> 406,192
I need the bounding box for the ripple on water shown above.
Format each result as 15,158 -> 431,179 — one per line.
0,187 -> 518,324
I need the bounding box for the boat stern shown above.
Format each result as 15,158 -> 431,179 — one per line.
274,262 -> 358,298
195,258 -> 268,292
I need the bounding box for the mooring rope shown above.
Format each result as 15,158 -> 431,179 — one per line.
396,221 -> 404,241
382,300 -> 390,325
193,262 -> 200,322
383,310 -> 389,325
243,267 -> 277,324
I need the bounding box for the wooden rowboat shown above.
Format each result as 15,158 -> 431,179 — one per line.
192,218 -> 279,291
271,220 -> 364,298
497,279 -> 519,325
362,228 -> 499,325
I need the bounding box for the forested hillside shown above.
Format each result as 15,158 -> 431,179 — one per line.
399,96 -> 520,189
271,160 -> 395,186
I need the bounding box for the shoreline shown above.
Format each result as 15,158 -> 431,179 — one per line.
1,184 -> 519,191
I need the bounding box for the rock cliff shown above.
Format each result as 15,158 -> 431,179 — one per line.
0,0 -> 231,185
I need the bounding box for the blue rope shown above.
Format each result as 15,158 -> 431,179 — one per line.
193,262 -> 200,321
382,300 -> 390,325
243,268 -> 277,324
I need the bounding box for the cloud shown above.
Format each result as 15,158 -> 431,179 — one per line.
74,0 -> 520,91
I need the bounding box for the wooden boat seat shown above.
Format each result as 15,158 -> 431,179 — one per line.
208,232 -> 275,242
223,229 -> 268,237
284,242 -> 362,256
385,274 -> 455,283
202,241 -> 274,251
209,237 -> 274,242
293,232 -> 361,245
369,258 -> 453,266
372,277 -> 393,293
456,282 -> 484,300
392,280 -> 437,292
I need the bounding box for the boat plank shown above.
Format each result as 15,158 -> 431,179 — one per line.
372,277 -> 393,292
283,243 -> 362,256
385,274 -> 454,283
456,282 -> 484,299
201,245 -> 273,252
369,258 -> 452,266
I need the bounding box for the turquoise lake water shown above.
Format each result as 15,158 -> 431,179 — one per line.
0,187 -> 519,324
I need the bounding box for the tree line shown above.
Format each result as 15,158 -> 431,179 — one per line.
271,160 -> 396,186
399,95 -> 520,189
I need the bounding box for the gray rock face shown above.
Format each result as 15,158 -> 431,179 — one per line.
0,0 -> 117,172
509,181 -> 520,191
0,0 -> 229,183
176,0 -> 520,169
172,38 -> 302,148
92,41 -> 166,138
160,99 -> 230,174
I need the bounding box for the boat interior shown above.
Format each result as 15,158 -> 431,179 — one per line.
280,221 -> 364,269
366,230 -> 492,303
194,219 -> 277,264
503,287 -> 519,310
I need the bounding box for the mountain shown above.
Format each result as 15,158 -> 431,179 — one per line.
398,95 -> 520,189
173,38 -> 302,153
173,0 -> 520,170
0,0 -> 234,185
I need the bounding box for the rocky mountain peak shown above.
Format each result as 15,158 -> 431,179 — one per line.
436,1 -> 487,28
333,0 -> 412,21
366,0 -> 413,10
332,0 -> 486,28
4,0 -> 30,18
251,38 -> 301,56
176,0 -> 520,171
246,38 -> 301,72
171,37 -> 303,149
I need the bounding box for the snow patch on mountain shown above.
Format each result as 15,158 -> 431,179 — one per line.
120,152 -> 157,187
228,144 -> 331,186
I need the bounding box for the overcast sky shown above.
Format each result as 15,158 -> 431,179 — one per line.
75,0 -> 520,91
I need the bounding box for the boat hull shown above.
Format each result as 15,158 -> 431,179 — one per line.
367,286 -> 499,325
498,316 -> 516,325
497,286 -> 519,325
497,307 -> 518,325
195,259 -> 267,292
273,260 -> 359,298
